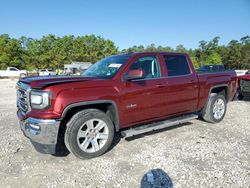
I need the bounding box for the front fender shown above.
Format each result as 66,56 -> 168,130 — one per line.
61,100 -> 120,132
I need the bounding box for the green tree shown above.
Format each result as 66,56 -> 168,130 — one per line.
146,43 -> 157,52
240,36 -> 250,44
187,49 -> 200,68
240,36 -> 250,69
0,34 -> 24,69
207,36 -> 220,52
205,51 -> 222,65
20,34 -> 118,70
72,35 -> 117,63
175,44 -> 187,53
227,40 -> 242,69
1,34 -> 250,71
241,43 -> 250,69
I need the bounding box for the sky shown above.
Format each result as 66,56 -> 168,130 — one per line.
0,0 -> 249,50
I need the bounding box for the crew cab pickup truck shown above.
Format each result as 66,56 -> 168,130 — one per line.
16,52 -> 237,159
0,67 -> 27,78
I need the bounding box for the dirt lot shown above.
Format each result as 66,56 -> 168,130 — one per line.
0,79 -> 249,188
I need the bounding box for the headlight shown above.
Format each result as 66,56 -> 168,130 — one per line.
30,90 -> 51,109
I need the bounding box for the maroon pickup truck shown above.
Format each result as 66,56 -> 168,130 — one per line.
17,52 -> 237,159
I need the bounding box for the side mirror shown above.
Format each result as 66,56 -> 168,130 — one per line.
125,69 -> 144,81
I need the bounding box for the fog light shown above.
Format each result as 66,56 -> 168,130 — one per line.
25,122 -> 41,135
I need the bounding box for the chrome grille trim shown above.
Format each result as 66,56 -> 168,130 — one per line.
17,82 -> 31,114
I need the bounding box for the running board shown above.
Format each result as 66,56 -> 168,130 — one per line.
121,114 -> 198,138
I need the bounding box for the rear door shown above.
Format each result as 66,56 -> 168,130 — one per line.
159,54 -> 199,116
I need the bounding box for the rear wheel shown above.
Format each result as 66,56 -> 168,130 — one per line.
64,109 -> 114,159
201,93 -> 227,123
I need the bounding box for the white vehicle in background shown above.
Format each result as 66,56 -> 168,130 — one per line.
0,67 -> 27,78
63,62 -> 92,75
235,70 -> 249,76
39,69 -> 57,76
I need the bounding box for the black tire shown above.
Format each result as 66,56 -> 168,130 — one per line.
201,93 -> 227,123
64,109 -> 114,159
238,93 -> 244,100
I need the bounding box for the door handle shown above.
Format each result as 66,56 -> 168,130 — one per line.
189,80 -> 198,88
155,84 -> 165,88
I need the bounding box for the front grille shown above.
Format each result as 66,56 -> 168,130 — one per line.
17,82 -> 31,114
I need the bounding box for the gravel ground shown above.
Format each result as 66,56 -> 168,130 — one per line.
0,79 -> 249,188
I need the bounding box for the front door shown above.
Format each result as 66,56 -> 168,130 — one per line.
120,55 -> 166,127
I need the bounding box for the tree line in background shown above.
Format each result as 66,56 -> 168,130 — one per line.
0,34 -> 249,70
0,34 -> 118,70
122,36 -> 250,69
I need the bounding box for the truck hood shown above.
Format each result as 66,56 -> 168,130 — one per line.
20,76 -> 101,89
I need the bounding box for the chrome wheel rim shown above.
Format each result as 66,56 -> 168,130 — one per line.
213,98 -> 225,120
77,119 -> 109,153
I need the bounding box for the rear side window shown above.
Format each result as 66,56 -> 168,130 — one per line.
164,55 -> 190,76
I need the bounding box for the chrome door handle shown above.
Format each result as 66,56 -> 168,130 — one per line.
155,84 -> 165,88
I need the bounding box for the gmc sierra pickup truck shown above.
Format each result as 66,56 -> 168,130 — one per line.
17,52 -> 237,159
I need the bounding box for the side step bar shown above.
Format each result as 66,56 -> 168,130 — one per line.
121,114 -> 198,138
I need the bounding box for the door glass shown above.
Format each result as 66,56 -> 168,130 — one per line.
128,56 -> 161,79
164,55 -> 190,76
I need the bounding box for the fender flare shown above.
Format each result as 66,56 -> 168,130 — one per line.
61,100 -> 120,132
208,84 -> 230,101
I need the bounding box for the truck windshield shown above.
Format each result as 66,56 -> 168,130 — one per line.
82,55 -> 130,79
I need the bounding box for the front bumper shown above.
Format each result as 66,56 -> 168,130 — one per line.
19,117 -> 60,154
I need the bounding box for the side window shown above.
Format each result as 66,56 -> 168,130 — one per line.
164,55 -> 191,77
128,56 -> 161,79
9,67 -> 17,71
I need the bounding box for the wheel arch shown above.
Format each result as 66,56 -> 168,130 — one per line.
201,84 -> 229,117
209,84 -> 229,102
61,100 -> 120,132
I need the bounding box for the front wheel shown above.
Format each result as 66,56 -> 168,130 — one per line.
64,109 -> 114,159
201,93 -> 227,123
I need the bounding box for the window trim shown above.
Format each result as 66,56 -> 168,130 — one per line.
131,77 -> 166,82
163,54 -> 192,78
